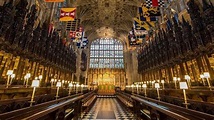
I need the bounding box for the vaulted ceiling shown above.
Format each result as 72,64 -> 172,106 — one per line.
72,0 -> 141,41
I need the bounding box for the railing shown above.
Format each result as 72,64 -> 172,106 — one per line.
140,90 -> 214,115
125,88 -> 214,115
0,91 -> 95,120
122,91 -> 214,120
23,95 -> 84,120
116,92 -> 133,108
0,93 -> 56,114
81,92 -> 97,112
0,88 -> 88,114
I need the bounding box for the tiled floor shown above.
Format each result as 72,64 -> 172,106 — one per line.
81,97 -> 135,120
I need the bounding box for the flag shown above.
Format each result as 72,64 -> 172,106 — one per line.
139,16 -> 157,21
134,5 -> 157,31
128,28 -> 137,45
76,42 -> 81,48
60,8 -> 76,21
69,31 -> 76,38
44,0 -> 64,2
76,37 -> 88,49
76,31 -> 88,49
145,0 -> 165,7
134,29 -> 148,36
134,30 -> 146,44
77,26 -> 84,32
136,37 -> 144,44
81,37 -> 89,49
134,17 -> 154,30
132,3 -> 157,44
69,25 -> 84,40
75,32 -> 82,38
141,3 -> 161,17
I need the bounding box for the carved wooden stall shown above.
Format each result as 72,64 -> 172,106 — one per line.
0,0 -> 76,91
138,0 -> 214,88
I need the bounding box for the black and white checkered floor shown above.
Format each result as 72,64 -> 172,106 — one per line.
81,97 -> 135,120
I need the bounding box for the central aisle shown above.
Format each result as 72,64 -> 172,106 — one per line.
81,97 -> 135,120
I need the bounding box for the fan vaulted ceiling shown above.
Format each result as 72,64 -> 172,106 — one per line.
73,0 -> 140,41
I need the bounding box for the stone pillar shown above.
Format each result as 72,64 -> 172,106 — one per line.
124,49 -> 141,84
119,73 -> 121,87
132,50 -> 140,82
71,73 -> 74,82
124,73 -> 126,85
75,49 -> 82,82
85,72 -> 87,85
124,51 -> 132,84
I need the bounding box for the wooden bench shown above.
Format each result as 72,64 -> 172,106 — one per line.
117,95 -> 133,107
82,94 -> 97,112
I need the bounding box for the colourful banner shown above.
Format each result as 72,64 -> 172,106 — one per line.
134,17 -> 152,30
145,0 -> 165,7
75,32 -> 82,38
128,29 -> 137,45
60,8 -> 76,21
141,3 -> 160,17
69,31 -> 76,38
134,29 -> 148,36
76,37 -> 89,49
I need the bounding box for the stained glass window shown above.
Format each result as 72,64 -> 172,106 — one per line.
90,38 -> 124,68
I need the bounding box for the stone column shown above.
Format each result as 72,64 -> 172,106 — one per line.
124,51 -> 132,84
75,49 -> 82,82
132,49 -> 141,82
71,73 -> 74,82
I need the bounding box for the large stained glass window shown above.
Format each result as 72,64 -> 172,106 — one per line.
90,38 -> 124,68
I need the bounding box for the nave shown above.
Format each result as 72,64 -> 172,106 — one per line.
81,97 -> 135,120
0,0 -> 214,120
0,89 -> 214,120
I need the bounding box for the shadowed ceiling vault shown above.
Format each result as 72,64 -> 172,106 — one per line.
74,0 -> 140,41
